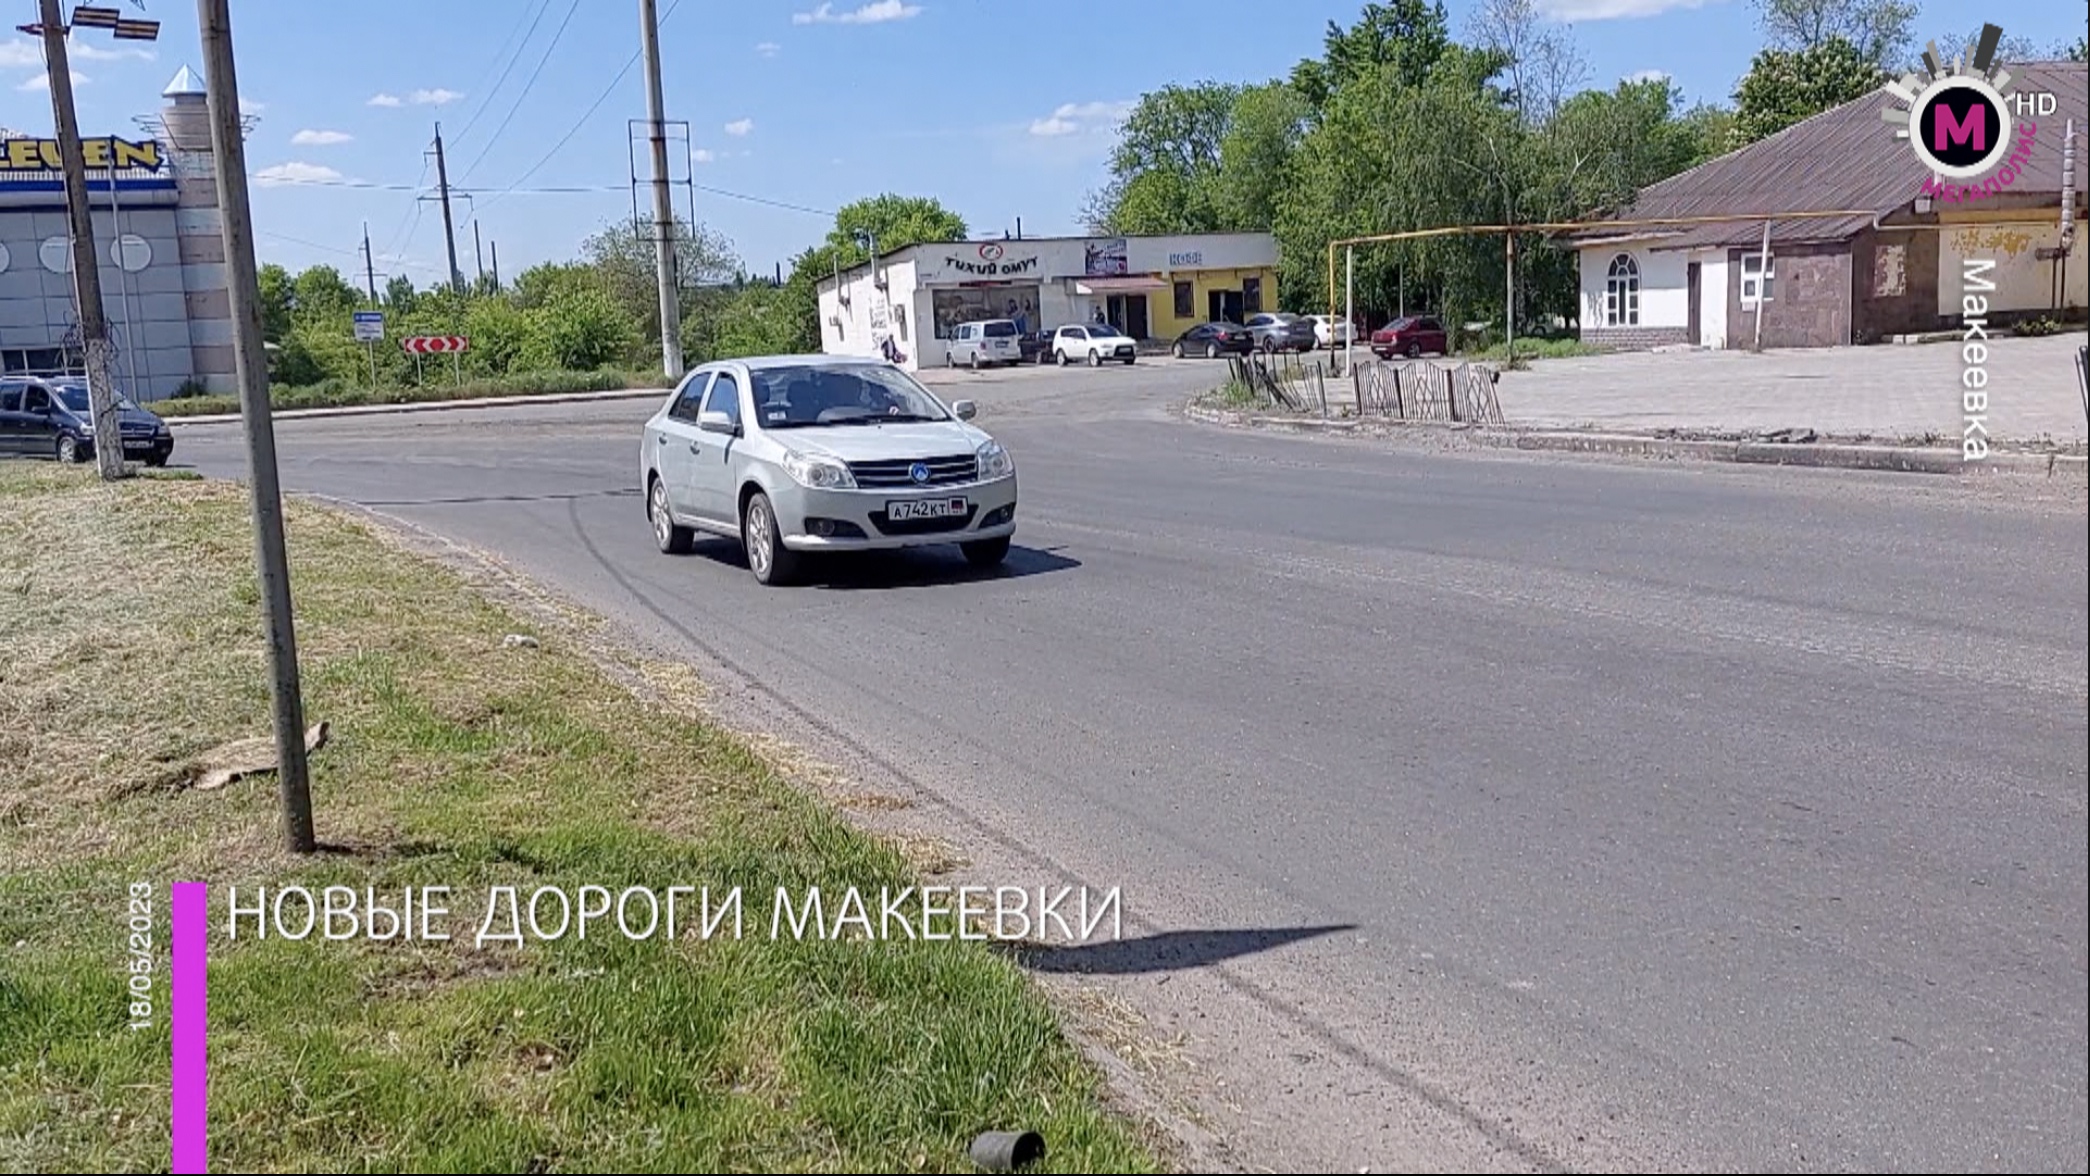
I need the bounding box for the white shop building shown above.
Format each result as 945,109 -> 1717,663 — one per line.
815,232 -> 1280,370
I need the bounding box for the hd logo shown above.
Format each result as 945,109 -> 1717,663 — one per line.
1879,23 -> 2055,196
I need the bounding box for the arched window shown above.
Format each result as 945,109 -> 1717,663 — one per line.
1604,253 -> 1640,327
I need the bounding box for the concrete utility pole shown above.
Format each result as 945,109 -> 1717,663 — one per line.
199,0 -> 316,854
431,122 -> 463,296
640,0 -> 684,378
490,239 -> 500,291
361,221 -> 378,302
37,0 -> 125,480
472,219 -> 485,291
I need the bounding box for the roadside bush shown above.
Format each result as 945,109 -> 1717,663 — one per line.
2012,316 -> 2065,337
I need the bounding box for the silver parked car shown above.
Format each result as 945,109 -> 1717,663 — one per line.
1244,312 -> 1318,353
640,356 -> 1018,585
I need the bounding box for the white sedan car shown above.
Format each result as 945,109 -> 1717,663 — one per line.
641,356 -> 1017,585
1306,314 -> 1354,348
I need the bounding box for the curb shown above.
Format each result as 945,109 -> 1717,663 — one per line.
162,386 -> 670,427
1182,404 -> 2090,484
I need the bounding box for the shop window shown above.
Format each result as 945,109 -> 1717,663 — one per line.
1740,253 -> 1774,306
1242,276 -> 1263,314
932,286 -> 1041,339
1173,280 -> 1193,318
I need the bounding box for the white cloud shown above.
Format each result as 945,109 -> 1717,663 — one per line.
1538,0 -> 1714,18
253,161 -> 343,187
724,118 -> 753,136
367,92 -> 402,107
410,87 -> 463,106
242,98 -> 266,115
756,41 -> 781,56
0,39 -> 40,68
792,1 -> 922,26
1624,69 -> 1671,83
72,43 -> 155,62
692,148 -> 717,163
291,129 -> 353,146
1028,99 -> 1132,137
16,69 -> 85,92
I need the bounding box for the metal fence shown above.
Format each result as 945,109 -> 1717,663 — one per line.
1352,358 -> 1507,426
1227,351 -> 1338,416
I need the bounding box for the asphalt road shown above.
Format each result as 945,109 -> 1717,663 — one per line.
175,359 -> 2089,1174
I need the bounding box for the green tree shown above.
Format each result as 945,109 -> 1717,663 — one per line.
383,274 -> 418,314
1754,0 -> 1915,67
291,265 -> 361,324
778,194 -> 969,355
525,289 -> 634,371
2072,35 -> 2087,63
1083,83 -> 1241,234
1290,0 -> 1452,114
1731,36 -> 1881,145
1216,82 -> 1311,231
257,263 -> 294,343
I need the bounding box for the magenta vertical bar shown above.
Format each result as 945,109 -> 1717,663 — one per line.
171,882 -> 207,1174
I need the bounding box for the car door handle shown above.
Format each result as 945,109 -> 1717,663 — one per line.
656,434 -> 666,444
688,443 -> 702,454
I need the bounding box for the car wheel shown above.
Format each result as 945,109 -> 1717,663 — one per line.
945,349 -> 954,368
742,491 -> 799,586
961,535 -> 1011,568
145,453 -> 169,468
1171,342 -> 1185,359
1204,342 -> 1219,360
1123,355 -> 1136,365
1088,349 -> 1102,367
648,475 -> 694,555
1405,343 -> 1421,358
1055,349 -> 1068,367
56,435 -> 83,464
971,352 -> 982,370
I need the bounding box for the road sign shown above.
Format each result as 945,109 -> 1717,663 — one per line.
402,335 -> 468,354
352,311 -> 385,342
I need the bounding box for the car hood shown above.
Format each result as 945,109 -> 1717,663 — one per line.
771,420 -> 989,461
62,405 -> 164,428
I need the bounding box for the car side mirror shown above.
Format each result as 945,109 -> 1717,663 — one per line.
952,399 -> 977,421
697,410 -> 739,436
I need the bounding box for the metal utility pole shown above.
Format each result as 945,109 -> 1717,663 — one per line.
199,0 -> 316,854
1504,230 -> 1516,360
490,240 -> 501,291
639,0 -> 684,378
361,221 -> 378,302
431,122 -> 463,296
37,0 -> 125,480
472,220 -> 485,291
1343,244 -> 1354,373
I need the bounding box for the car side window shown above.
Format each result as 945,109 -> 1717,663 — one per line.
703,374 -> 742,428
0,387 -> 19,412
23,386 -> 50,413
668,373 -> 710,422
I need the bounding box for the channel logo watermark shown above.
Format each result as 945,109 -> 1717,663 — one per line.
1878,23 -> 2059,203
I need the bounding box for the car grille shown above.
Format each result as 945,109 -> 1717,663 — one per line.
847,455 -> 977,488
870,504 -> 979,535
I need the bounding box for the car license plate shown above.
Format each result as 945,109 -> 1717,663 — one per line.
887,497 -> 966,521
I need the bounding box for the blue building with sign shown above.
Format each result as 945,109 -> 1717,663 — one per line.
0,67 -> 240,399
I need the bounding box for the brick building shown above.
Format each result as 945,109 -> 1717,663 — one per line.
1566,59 -> 2086,351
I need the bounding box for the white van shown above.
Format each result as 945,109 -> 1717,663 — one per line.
946,319 -> 1022,369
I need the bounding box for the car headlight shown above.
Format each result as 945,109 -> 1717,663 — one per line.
976,439 -> 1014,480
780,450 -> 856,489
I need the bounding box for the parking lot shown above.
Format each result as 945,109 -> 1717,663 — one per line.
1494,334 -> 2088,443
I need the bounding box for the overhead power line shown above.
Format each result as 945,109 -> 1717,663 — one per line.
450,0 -> 556,146
254,172 -> 835,218
459,0 -> 586,183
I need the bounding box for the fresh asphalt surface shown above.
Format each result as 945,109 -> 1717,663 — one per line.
174,359 -> 2088,1173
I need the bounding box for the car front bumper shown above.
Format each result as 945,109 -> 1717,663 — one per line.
79,434 -> 173,461
771,473 -> 1018,552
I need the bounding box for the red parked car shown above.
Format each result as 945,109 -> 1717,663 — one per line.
1370,315 -> 1449,358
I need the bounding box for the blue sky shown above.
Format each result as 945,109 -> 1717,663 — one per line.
2,0 -> 2080,287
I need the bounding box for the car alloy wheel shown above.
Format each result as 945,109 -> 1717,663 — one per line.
1088,349 -> 1102,367
971,352 -> 982,370
1171,342 -> 1185,359
649,476 -> 693,554
1055,349 -> 1068,366
742,491 -> 800,586
1204,342 -> 1219,359
56,435 -> 81,464
1405,343 -> 1420,358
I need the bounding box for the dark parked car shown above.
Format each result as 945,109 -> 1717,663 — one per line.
0,377 -> 173,466
1018,330 -> 1054,364
1244,312 -> 1318,353
1370,315 -> 1450,358
1170,322 -> 1256,359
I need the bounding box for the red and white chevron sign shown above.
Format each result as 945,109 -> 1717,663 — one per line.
401,335 -> 469,355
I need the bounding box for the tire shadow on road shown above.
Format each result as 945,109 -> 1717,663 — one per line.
1000,925 -> 1359,976
675,538 -> 1082,590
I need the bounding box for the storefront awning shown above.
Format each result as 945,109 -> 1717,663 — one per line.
1071,276 -> 1170,295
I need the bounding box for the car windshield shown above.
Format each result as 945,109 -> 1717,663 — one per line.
1087,324 -> 1124,337
750,364 -> 951,429
982,321 -> 1018,338
54,385 -> 140,413
1387,317 -> 1416,330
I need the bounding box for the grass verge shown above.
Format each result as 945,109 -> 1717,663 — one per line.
153,369 -> 662,418
0,462 -> 1157,1173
